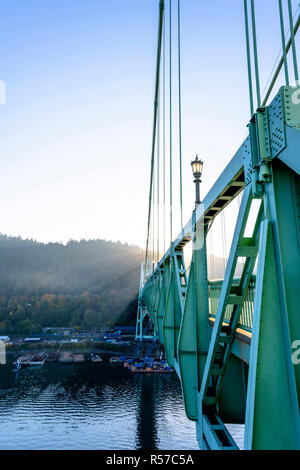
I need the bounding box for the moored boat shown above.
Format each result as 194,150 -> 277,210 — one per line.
124,359 -> 134,368
28,353 -> 48,366
90,353 -> 102,363
13,354 -> 34,368
109,356 -> 126,364
129,361 -> 174,373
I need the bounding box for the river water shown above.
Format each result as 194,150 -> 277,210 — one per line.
0,355 -> 243,450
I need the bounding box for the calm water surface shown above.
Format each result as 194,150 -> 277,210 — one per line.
0,355 -> 244,450
0,355 -> 200,450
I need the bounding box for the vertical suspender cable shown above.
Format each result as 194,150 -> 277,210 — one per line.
149,181 -> 153,274
237,193 -> 241,209
178,0 -> 183,232
152,169 -> 155,266
208,229 -> 212,280
243,0 -> 254,116
145,1 -> 165,269
169,0 -> 173,245
250,0 -> 261,108
262,12 -> 300,105
163,13 -> 166,255
287,0 -> 299,82
278,0 -> 290,85
221,211 -> 227,271
157,87 -> 160,264
163,13 -> 166,256
148,207 -> 151,274
210,229 -> 214,281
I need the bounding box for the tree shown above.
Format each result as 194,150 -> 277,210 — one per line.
0,235 -> 141,332
16,319 -> 32,335
81,309 -> 101,329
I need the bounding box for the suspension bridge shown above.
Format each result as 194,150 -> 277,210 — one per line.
135,0 -> 300,450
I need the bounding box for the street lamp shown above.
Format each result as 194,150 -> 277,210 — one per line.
191,154 -> 203,207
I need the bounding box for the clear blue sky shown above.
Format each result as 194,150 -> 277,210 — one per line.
0,0 -> 298,249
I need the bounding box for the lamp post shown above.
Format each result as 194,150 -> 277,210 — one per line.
191,154 -> 203,208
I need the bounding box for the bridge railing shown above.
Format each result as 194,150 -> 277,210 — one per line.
208,275 -> 256,332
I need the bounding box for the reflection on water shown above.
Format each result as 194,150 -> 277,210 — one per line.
0,355 -> 199,450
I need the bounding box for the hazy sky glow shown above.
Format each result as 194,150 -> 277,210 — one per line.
0,0 -> 299,249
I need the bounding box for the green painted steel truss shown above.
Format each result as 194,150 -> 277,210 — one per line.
137,86 -> 300,449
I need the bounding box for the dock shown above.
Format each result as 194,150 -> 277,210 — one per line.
73,354 -> 85,363
59,351 -> 73,363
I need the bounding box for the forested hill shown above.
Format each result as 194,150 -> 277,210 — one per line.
0,235 -> 142,334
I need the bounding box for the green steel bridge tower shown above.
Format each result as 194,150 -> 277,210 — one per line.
136,0 -> 300,450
